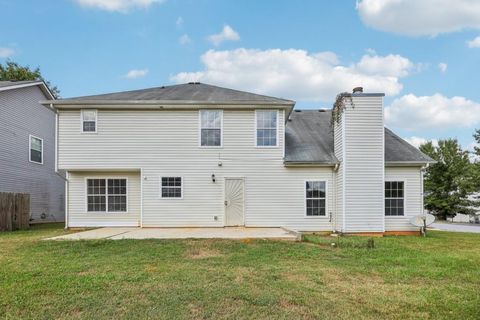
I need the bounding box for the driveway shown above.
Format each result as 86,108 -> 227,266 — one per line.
430,222 -> 480,233
46,227 -> 299,241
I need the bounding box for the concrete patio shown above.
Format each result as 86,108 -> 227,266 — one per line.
46,227 -> 299,241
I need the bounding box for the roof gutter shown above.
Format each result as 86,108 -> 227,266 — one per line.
41,99 -> 295,107
385,160 -> 437,167
283,161 -> 339,167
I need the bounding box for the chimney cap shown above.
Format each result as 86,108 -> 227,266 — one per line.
352,87 -> 363,94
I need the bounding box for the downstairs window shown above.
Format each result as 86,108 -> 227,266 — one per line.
385,181 -> 404,216
86,178 -> 127,212
306,181 -> 326,216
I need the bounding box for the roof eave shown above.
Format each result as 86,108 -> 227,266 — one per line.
385,160 -> 437,167
41,99 -> 295,106
283,161 -> 338,167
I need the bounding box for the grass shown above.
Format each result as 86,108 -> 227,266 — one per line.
1,225 -> 479,319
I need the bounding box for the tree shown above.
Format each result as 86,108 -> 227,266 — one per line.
420,139 -> 478,220
0,60 -> 59,98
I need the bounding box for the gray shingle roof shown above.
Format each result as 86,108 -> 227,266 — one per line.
54,82 -> 295,105
285,110 -> 434,165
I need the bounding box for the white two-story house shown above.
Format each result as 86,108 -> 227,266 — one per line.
44,83 -> 433,234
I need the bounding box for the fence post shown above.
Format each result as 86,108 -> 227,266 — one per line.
0,192 -> 30,231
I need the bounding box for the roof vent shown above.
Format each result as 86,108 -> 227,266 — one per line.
318,109 -> 326,112
294,110 -> 302,112
188,82 -> 195,84
352,87 -> 363,94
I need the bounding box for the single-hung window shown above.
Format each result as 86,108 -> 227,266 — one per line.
256,110 -> 277,147
29,135 -> 43,164
385,181 -> 404,216
200,110 -> 222,147
161,177 -> 182,198
306,181 -> 326,216
86,178 -> 127,213
82,110 -> 97,133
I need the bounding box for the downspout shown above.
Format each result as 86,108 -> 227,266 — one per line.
65,171 -> 69,229
140,168 -> 144,228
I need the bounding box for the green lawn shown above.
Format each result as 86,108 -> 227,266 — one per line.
1,225 -> 479,319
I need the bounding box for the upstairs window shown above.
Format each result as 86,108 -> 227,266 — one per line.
29,135 -> 43,164
200,110 -> 222,147
82,110 -> 97,133
256,110 -> 278,147
305,181 -> 326,216
385,181 -> 404,216
86,178 -> 127,213
161,177 -> 182,198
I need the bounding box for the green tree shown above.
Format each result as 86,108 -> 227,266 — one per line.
0,60 -> 59,98
420,139 -> 478,220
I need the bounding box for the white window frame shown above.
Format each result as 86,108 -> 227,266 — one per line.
84,177 -> 128,213
199,110 -> 223,148
29,134 -> 43,165
384,179 -> 406,217
304,180 -> 328,218
81,109 -> 97,134
255,110 -> 279,148
160,176 -> 184,199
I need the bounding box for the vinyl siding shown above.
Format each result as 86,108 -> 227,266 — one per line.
0,86 -> 64,222
59,108 -> 334,231
333,114 -> 344,232
343,96 -> 384,232
385,167 -> 423,231
67,171 -> 141,227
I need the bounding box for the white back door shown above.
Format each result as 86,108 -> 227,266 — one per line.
224,178 -> 244,226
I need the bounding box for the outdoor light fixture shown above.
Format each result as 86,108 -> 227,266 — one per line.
211,174 -> 216,183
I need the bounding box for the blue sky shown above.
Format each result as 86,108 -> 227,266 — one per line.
1,0 -> 480,150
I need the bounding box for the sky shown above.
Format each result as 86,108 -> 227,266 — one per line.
1,0 -> 480,151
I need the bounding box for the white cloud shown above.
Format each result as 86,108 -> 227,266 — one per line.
124,68 -> 149,79
170,48 -> 414,102
385,93 -> 480,131
207,25 -> 240,46
356,0 -> 480,36
0,47 -> 14,58
176,16 -> 184,27
403,136 -> 438,148
438,62 -> 447,73
75,0 -> 163,13
178,34 -> 191,45
467,36 -> 480,48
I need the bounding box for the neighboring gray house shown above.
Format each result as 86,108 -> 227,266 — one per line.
0,81 -> 64,223
46,83 -> 433,234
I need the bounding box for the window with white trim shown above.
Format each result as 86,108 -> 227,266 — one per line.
306,181 -> 326,216
385,181 -> 404,216
161,177 -> 182,198
29,135 -> 43,164
200,110 -> 222,147
256,110 -> 277,147
82,110 -> 97,133
86,178 -> 127,212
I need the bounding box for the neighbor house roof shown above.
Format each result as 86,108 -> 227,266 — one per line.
0,80 -> 55,100
284,110 -> 434,166
44,82 -> 295,107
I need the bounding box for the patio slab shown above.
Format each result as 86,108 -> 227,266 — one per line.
46,227 -> 298,241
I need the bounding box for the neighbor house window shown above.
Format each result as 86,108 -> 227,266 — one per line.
305,181 -> 326,216
82,110 -> 97,133
256,110 -> 278,147
29,135 -> 43,164
161,177 -> 182,198
385,181 -> 404,216
86,178 -> 127,212
200,110 -> 222,147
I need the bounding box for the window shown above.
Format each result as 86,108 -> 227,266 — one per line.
161,177 -> 182,198
82,110 -> 97,133
306,181 -> 326,216
29,135 -> 43,164
385,181 -> 404,216
86,178 -> 127,212
256,110 -> 277,147
200,110 -> 222,147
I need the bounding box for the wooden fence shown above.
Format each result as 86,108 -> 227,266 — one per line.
0,193 -> 30,231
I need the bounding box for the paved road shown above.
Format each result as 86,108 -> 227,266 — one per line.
430,222 -> 480,233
